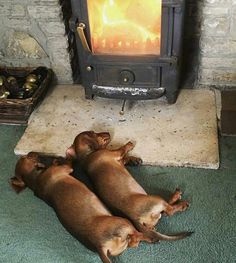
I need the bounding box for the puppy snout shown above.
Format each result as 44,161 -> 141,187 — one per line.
98,132 -> 110,143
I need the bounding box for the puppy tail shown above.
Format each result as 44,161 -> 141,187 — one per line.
135,222 -> 193,242
151,231 -> 194,241
148,230 -> 194,241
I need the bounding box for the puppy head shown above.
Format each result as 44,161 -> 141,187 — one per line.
10,152 -> 45,193
66,131 -> 111,159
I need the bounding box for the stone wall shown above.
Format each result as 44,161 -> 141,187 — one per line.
198,0 -> 236,88
0,0 -> 73,84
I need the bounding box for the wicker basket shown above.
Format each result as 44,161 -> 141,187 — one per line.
0,67 -> 53,125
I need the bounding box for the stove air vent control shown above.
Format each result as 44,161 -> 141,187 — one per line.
119,70 -> 135,85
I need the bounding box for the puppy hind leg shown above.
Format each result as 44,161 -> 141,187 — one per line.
164,201 -> 189,216
168,188 -> 182,205
97,248 -> 112,263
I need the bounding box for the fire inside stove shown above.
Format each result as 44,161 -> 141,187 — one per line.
87,0 -> 162,55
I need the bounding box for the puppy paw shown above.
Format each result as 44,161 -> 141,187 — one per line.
126,156 -> 143,166
168,188 -> 183,205
133,157 -> 143,166
180,200 -> 190,211
126,141 -> 135,151
174,188 -> 182,200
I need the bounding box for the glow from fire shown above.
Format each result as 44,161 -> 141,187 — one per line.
87,0 -> 162,55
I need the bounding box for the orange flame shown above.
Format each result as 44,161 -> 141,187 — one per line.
87,0 -> 162,55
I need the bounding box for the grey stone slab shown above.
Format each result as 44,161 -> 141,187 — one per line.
15,85 -> 219,169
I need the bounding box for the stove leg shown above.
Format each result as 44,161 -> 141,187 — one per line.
166,90 -> 178,104
84,88 -> 94,100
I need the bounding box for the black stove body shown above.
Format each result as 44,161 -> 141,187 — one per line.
69,0 -> 185,103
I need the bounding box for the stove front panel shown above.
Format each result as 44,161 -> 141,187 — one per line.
70,0 -> 185,103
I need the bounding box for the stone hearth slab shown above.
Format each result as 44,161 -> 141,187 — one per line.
15,85 -> 219,169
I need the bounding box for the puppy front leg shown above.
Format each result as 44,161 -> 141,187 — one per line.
164,201 -> 189,216
112,142 -> 135,160
120,141 -> 135,156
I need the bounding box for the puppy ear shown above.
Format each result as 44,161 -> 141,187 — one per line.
66,145 -> 76,159
82,137 -> 100,150
10,177 -> 26,194
52,158 -> 60,166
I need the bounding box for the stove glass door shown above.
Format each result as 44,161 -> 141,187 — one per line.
87,0 -> 162,55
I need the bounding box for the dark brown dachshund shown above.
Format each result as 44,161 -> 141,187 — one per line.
10,152 -> 153,263
67,131 -> 192,242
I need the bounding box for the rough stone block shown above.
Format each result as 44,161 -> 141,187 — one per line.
5,18 -> 31,30
6,31 -> 48,59
10,4 -> 25,17
27,5 -> 62,20
52,64 -> 73,84
51,53 -> 71,66
200,37 -> 236,57
203,7 -> 229,15
205,0 -> 231,5
38,21 -> 65,36
200,57 -> 236,69
202,16 -> 230,36
0,58 -> 51,68
230,8 -> 236,39
0,49 -> 4,59
199,68 -> 236,85
47,37 -> 69,54
0,3 -> 10,16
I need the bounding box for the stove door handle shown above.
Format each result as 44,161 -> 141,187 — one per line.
77,23 -> 91,53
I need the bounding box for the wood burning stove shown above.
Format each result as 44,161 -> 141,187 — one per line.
69,0 -> 185,103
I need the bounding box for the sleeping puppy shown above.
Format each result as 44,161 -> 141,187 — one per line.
10,152 -> 153,263
67,131 -> 192,242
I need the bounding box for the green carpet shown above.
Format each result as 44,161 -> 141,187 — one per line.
0,125 -> 235,263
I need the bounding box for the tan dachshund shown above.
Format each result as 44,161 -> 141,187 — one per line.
67,131 -> 192,242
10,152 -> 153,263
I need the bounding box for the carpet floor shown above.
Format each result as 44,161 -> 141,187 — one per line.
0,125 -> 235,263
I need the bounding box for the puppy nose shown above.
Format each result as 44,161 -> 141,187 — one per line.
98,132 -> 110,138
104,132 -> 110,138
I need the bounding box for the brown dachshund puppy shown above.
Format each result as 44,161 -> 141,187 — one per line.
67,131 -> 192,242
10,152 -> 153,263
